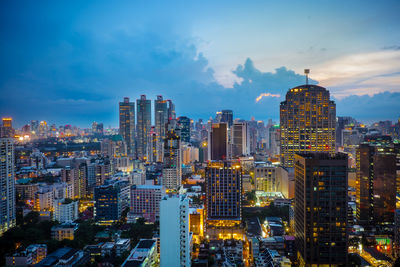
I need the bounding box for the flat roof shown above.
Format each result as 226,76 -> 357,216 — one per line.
136,239 -> 155,249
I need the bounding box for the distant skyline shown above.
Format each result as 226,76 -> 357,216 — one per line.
1,0 -> 399,127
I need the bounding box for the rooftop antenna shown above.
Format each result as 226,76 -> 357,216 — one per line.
304,69 -> 310,85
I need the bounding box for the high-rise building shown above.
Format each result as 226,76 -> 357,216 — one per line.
232,122 -> 250,157
167,99 -> 176,121
130,185 -> 163,223
221,110 -> 233,127
155,95 -> 168,140
94,180 -> 130,225
162,120 -> 182,190
119,97 -> 135,156
147,126 -> 161,163
178,116 -> 191,143
208,123 -> 228,160
160,194 -> 190,267
30,120 -> 39,135
356,136 -> 399,226
0,138 -> 16,236
1,118 -> 14,138
205,161 -> 242,224
137,95 -> 152,160
280,84 -> 336,167
101,135 -> 127,158
294,153 -> 348,266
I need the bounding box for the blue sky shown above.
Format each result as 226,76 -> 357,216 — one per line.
1,0 -> 399,127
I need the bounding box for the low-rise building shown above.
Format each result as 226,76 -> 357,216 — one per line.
121,239 -> 157,267
51,223 -> 79,241
5,244 -> 47,266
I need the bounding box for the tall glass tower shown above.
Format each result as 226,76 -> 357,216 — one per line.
119,97 -> 135,156
136,95 -> 152,160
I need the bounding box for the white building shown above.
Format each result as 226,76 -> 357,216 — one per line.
0,138 -> 16,236
231,122 -> 250,157
53,198 -> 79,223
130,169 -> 146,185
160,194 -> 191,267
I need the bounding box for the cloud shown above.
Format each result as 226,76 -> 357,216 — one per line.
0,3 -> 398,126
312,49 -> 400,98
255,93 -> 281,102
336,91 -> 400,122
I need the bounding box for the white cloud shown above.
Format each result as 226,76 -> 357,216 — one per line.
311,49 -> 400,98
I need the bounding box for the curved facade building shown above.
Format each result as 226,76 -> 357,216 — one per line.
280,84 -> 336,167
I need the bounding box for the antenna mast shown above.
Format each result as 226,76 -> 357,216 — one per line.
304,69 -> 310,85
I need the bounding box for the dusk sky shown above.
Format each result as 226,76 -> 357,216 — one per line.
1,0 -> 400,127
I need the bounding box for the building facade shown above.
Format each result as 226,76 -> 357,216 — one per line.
130,185 -> 163,222
119,97 -> 135,156
205,161 -> 242,224
208,123 -> 228,161
356,137 -> 399,226
137,95 -> 152,160
294,153 -> 348,266
280,85 -> 336,167
0,138 -> 16,236
160,195 -> 190,267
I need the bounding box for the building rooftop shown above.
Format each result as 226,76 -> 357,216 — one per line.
136,239 -> 156,249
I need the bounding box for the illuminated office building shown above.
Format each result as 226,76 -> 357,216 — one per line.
147,126 -> 161,163
294,153 -> 348,266
280,84 -> 336,167
155,95 -> 168,140
208,123 -> 228,160
356,136 -> 399,226
137,95 -> 152,160
162,120 -> 182,190
119,97 -> 135,156
0,138 -> 16,236
205,161 -> 242,225
1,118 -> 14,138
94,180 -> 130,225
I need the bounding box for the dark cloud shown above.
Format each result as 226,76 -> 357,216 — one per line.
336,92 -> 400,122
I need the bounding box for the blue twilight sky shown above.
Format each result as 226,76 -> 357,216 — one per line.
1,0 -> 400,127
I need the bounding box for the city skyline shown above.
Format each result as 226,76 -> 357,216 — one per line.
1,1 -> 399,126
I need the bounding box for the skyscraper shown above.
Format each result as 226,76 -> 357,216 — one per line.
178,116 -> 191,143
155,95 -> 168,140
136,95 -> 152,160
205,160 -> 242,225
294,153 -> 348,266
119,97 -> 135,156
167,99 -> 176,121
280,84 -> 336,167
356,136 -> 399,226
231,121 -> 250,157
0,138 -> 16,236
162,120 -> 182,190
146,126 -> 160,163
208,123 -> 228,160
160,194 -> 190,267
221,109 -> 233,127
